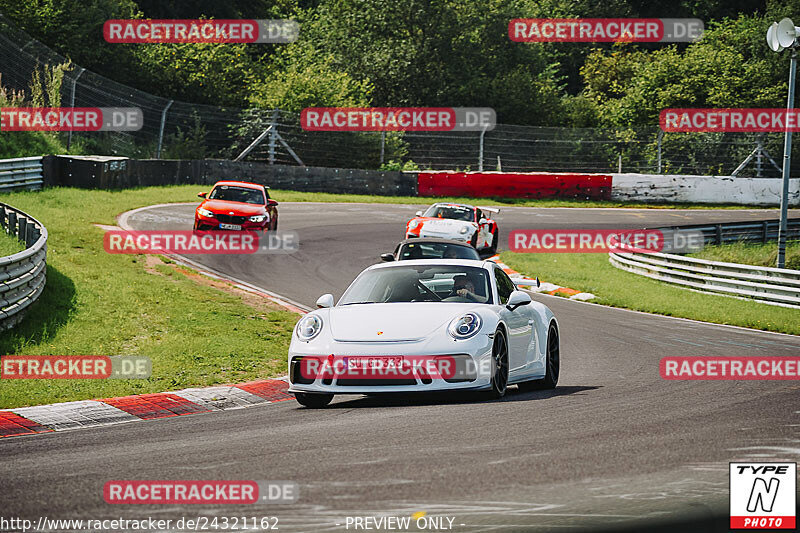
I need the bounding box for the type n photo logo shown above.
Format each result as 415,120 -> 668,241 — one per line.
730,462 -> 796,529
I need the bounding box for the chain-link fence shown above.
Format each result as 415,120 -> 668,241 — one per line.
0,12 -> 794,178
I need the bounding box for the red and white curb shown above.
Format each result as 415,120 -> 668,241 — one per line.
0,379 -> 294,438
487,254 -> 596,302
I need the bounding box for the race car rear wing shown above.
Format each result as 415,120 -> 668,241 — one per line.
479,207 -> 500,214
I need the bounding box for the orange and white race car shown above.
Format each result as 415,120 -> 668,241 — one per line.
405,203 -> 499,252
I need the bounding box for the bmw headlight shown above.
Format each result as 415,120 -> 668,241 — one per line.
249,215 -> 267,222
447,313 -> 482,339
295,315 -> 323,341
408,219 -> 420,229
198,208 -> 215,218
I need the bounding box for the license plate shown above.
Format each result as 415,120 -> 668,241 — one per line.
219,223 -> 241,230
344,356 -> 402,371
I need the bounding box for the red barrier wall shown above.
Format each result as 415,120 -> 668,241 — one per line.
417,171 -> 612,200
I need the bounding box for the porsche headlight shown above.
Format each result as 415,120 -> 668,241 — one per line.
459,226 -> 469,234
408,219 -> 420,229
448,313 -> 482,339
249,215 -> 267,222
198,208 -> 215,218
295,315 -> 323,341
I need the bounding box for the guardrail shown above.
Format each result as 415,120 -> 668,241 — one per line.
0,203 -> 47,329
0,157 -> 44,191
650,219 -> 800,245
609,247 -> 800,309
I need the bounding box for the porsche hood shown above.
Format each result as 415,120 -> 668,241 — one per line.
328,303 -> 482,342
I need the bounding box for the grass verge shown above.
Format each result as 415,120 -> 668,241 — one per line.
688,241 -> 800,270
78,183 -> 756,209
0,230 -> 24,256
500,252 -> 799,336
0,186 -> 300,409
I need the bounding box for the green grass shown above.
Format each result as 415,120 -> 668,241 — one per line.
688,241 -> 800,271
0,230 -> 24,256
500,252 -> 800,336
0,131 -> 73,159
0,186 -> 299,409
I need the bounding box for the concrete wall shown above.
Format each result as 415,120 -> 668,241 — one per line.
610,173 -> 800,206
44,156 -> 417,196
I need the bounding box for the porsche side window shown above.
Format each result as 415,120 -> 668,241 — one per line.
494,268 -> 515,305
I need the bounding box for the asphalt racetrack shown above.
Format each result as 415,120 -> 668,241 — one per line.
2,203 -> 799,532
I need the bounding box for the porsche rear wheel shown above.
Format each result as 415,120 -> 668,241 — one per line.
519,323 -> 560,391
470,231 -> 478,248
487,329 -> 509,399
294,392 -> 334,408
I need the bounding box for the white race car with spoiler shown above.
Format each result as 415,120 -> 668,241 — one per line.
405,203 -> 499,252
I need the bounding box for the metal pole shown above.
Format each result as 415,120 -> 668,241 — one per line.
657,130 -> 663,173
777,50 -> 796,268
234,125 -> 273,162
66,68 -> 85,151
380,131 -> 386,166
756,138 -> 763,177
478,126 -> 487,172
156,100 -> 173,159
268,109 -> 279,165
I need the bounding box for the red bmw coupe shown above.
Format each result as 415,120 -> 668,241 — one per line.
194,181 -> 278,231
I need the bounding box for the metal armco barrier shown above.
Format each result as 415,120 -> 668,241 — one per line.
652,219 -> 800,245
0,157 -> 44,191
609,248 -> 800,309
0,203 -> 47,329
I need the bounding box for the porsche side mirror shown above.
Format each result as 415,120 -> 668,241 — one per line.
267,199 -> 278,206
415,211 -> 422,217
479,218 -> 487,225
316,294 -> 335,309
506,290 -> 532,311
380,253 -> 395,262
197,192 -> 207,198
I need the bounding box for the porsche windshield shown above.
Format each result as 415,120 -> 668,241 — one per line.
422,205 -> 474,222
209,186 -> 264,205
339,265 -> 492,304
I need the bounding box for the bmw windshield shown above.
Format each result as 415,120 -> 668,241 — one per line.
209,185 -> 265,204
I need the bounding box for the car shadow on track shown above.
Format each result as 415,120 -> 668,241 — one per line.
321,385 -> 601,409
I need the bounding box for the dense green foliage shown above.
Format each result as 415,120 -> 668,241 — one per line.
3,0 -> 800,127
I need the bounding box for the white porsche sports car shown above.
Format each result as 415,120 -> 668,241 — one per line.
287,259 -> 560,408
405,203 -> 499,252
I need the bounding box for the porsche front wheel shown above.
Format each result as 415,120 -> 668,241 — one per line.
487,329 -> 509,399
